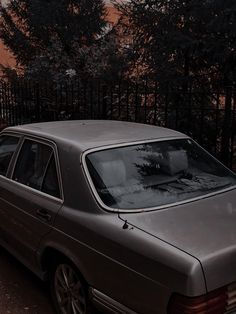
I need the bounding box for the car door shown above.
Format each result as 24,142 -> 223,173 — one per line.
0,136 -> 63,269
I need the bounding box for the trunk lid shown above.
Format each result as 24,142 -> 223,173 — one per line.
120,188 -> 236,292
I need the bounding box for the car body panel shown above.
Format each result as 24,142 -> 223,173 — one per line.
120,188 -> 236,293
38,206 -> 205,314
6,120 -> 185,152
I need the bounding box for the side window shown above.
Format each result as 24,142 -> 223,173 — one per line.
13,140 -> 52,191
13,139 -> 61,198
0,135 -> 19,176
42,155 -> 60,198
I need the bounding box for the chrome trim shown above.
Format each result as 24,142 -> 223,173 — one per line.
90,288 -> 138,314
82,137 -> 236,213
5,133 -> 64,202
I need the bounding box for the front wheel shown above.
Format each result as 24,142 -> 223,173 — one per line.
50,262 -> 89,314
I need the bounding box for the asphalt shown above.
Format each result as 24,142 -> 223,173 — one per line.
0,248 -> 54,314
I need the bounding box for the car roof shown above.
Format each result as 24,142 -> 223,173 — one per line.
5,120 -> 187,152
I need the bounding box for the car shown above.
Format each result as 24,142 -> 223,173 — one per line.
0,120 -> 236,314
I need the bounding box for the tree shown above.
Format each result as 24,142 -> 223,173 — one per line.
115,0 -> 236,89
0,0 -> 108,81
115,0 -> 236,167
83,22 -> 131,82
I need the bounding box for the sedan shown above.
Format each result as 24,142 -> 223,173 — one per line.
0,120 -> 235,314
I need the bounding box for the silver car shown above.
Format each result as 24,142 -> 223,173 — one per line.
0,120 -> 236,314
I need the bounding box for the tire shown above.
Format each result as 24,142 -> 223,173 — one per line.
50,261 -> 92,314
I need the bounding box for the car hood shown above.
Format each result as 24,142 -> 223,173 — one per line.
120,188 -> 236,292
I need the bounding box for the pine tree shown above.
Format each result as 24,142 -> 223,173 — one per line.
116,0 -> 236,89
115,0 -> 236,165
0,0 -> 107,80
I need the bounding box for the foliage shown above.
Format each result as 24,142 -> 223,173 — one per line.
0,0 -> 126,81
115,0 -> 236,89
113,0 -> 236,166
84,24 -> 131,81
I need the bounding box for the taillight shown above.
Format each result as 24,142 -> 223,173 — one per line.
168,287 -> 228,314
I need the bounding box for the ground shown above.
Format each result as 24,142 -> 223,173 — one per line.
0,248 -> 53,314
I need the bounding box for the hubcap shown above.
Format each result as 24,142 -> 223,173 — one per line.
54,264 -> 86,314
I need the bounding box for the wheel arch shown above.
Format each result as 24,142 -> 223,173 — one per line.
39,244 -> 90,285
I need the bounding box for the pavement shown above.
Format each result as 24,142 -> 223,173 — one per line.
0,248 -> 54,314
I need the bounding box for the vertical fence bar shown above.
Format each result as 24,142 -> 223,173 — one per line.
199,91 -> 205,145
70,80 -> 74,119
126,82 -> 130,121
102,85 -> 108,119
3,82 -> 6,124
221,86 -> 233,166
165,84 -> 169,127
230,89 -> 236,169
153,81 -> 158,126
90,81 -> 94,119
144,78 -> 148,123
65,81 -> 69,119
215,90 -> 220,156
187,83 -> 192,135
7,83 -> 11,125
118,80 -> 121,118
5,82 -> 9,125
77,80 -> 80,119
110,83 -> 114,120
83,81 -> 87,119
35,82 -> 41,122
134,82 -> 139,123
29,80 -> 33,123
97,81 -> 101,119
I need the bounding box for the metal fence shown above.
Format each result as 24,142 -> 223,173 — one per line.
0,79 -> 235,170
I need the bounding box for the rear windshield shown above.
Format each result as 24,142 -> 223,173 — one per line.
86,139 -> 236,210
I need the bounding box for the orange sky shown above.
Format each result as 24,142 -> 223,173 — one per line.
0,37 -> 16,68
0,4 -> 121,70
106,5 -> 121,24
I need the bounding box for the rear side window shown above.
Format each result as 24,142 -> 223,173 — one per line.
0,135 -> 19,176
13,139 -> 61,198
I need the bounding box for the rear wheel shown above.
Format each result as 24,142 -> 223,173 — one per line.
50,262 -> 90,314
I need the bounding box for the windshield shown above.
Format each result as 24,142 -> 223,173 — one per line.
86,139 -> 236,210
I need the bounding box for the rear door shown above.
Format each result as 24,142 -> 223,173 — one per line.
0,136 -> 63,268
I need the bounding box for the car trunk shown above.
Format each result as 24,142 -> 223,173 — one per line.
119,188 -> 236,293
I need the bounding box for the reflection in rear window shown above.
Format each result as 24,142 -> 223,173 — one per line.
86,139 -> 236,210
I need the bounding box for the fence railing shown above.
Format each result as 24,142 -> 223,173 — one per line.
0,79 -> 235,170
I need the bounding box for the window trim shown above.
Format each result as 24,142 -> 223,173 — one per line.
9,135 -> 64,202
82,137 -> 236,213
0,132 -> 22,178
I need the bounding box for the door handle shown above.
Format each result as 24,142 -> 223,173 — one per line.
36,209 -> 52,222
